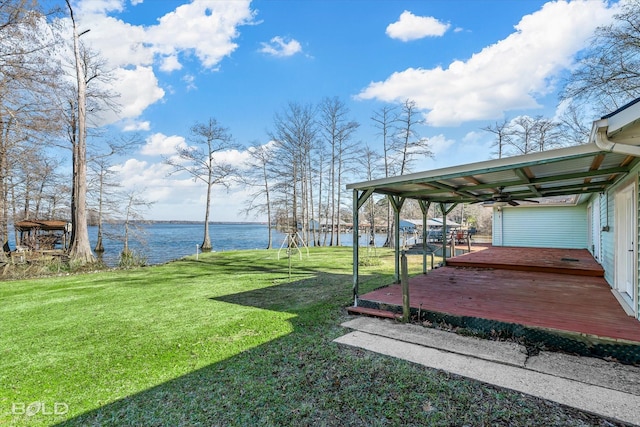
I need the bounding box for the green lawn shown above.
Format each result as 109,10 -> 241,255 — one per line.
0,248 -> 615,426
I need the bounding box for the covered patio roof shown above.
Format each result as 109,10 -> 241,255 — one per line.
346,142 -> 639,205
348,98 -> 640,305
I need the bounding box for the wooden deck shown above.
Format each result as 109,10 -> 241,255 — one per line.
446,245 -> 605,277
352,246 -> 640,360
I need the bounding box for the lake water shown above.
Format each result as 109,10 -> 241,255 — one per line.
88,222 -> 283,266
87,222 -> 392,266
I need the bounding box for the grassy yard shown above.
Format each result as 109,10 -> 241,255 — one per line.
0,247 -> 619,426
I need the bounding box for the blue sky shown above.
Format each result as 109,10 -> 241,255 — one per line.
64,0 -> 618,221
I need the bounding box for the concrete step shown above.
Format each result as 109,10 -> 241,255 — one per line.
335,316 -> 640,426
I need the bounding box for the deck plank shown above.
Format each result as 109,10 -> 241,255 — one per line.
446,246 -> 604,277
347,306 -> 401,319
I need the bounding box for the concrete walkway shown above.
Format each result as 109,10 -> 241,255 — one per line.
335,317 -> 640,426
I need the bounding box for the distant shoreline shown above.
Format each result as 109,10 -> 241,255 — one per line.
89,220 -> 268,226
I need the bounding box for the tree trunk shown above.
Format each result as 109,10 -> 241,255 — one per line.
201,178 -> 212,251
0,123 -> 8,263
67,0 -> 95,265
94,173 -> 104,252
329,144 -> 335,246
95,224 -> 104,252
265,189 -> 272,250
122,219 -> 130,256
93,185 -> 104,253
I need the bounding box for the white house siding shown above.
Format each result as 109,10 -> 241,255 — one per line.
600,189 -> 616,289
495,205 -> 588,249
587,195 -> 602,262
600,167 -> 640,319
491,209 -> 503,246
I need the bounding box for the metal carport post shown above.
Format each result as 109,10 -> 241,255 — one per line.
352,188 -> 374,305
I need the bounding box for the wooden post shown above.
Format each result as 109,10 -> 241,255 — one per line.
439,203 -> 458,265
422,212 -> 427,274
451,230 -> 456,257
440,204 -> 447,265
401,251 -> 410,322
419,200 -> 431,275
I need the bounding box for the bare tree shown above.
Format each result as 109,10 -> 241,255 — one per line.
356,145 -> 383,245
371,105 -> 398,247
0,0 -> 62,260
483,119 -> 512,159
88,157 -> 119,253
88,134 -> 141,253
318,96 -> 359,246
65,0 -> 95,264
34,167 -> 69,221
562,0 -> 640,111
483,115 -> 568,158
165,118 -> 239,252
315,141 -> 328,247
377,99 -> 432,248
301,113 -> 320,246
558,102 -> 591,145
241,141 -> 276,249
269,102 -> 318,241
506,116 -> 538,155
13,144 -> 61,220
393,99 -> 432,175
463,202 -> 493,235
533,117 -> 563,152
118,188 -> 153,267
28,1 -> 117,266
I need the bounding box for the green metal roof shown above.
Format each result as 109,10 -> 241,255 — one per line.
346,143 -> 639,205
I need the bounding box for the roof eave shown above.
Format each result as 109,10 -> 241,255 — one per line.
347,143 -> 603,190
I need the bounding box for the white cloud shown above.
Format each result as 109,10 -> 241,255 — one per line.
141,133 -> 187,156
73,64 -> 164,127
386,10 -> 450,41
462,130 -> 486,145
212,148 -> 251,165
111,158 -> 152,185
113,141 -> 278,220
122,120 -> 150,132
259,36 -> 302,57
182,74 -> 197,91
427,134 -> 455,156
76,0 -> 125,15
61,0 -> 256,128
358,0 -> 614,127
160,55 -> 182,72
146,0 -> 255,68
111,155 -> 252,220
79,15 -> 152,68
112,158 -> 201,207
112,66 -> 165,119
77,0 -> 256,69
416,131 -> 494,171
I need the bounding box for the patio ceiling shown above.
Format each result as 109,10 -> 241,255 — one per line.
346,142 -> 640,205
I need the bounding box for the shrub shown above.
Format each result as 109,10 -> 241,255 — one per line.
119,249 -> 148,268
